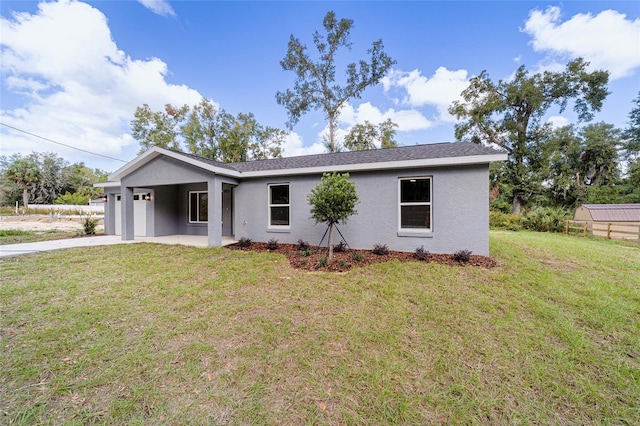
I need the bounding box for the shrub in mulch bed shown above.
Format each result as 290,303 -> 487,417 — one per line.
227,242 -> 497,271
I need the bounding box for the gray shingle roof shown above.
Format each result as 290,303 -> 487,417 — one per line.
170,142 -> 504,173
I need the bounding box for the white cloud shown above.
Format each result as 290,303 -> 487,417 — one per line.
306,102 -> 433,150
547,115 -> 570,129
137,0 -> 176,17
0,0 -> 201,167
281,132 -> 325,157
381,67 -> 470,122
340,102 -> 432,132
522,6 -> 640,79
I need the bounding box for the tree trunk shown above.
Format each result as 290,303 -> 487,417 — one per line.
512,194 -> 522,215
328,222 -> 334,260
328,118 -> 336,153
22,185 -> 29,210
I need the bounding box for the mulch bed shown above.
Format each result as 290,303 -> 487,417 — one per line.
227,242 -> 498,272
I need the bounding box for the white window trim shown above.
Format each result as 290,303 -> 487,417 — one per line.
188,190 -> 208,223
398,176 -> 432,234
268,183 -> 290,230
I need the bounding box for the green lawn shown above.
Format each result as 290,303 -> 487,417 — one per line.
0,229 -> 81,245
1,231 -> 638,425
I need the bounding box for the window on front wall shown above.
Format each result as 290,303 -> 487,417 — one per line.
399,177 -> 431,231
189,191 -> 208,223
268,184 -> 290,227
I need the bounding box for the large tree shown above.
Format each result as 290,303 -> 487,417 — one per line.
131,98 -> 285,162
449,58 -> 609,213
4,158 -> 41,209
276,11 -> 395,153
308,172 -> 358,260
545,123 -> 621,207
132,103 -> 189,153
623,92 -> 640,158
343,119 -> 398,151
26,152 -> 67,204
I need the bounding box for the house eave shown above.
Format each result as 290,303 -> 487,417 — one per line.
107,147 -> 242,181
238,153 -> 508,178
97,147 -> 507,186
93,181 -> 121,188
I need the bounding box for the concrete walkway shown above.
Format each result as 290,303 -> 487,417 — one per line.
0,235 -> 236,258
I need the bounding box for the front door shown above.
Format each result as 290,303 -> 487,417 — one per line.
222,185 -> 233,237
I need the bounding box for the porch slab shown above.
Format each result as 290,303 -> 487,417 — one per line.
134,235 -> 237,247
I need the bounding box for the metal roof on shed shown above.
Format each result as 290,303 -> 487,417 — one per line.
579,204 -> 640,222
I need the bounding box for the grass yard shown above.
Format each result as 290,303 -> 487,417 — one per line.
0,229 -> 80,245
1,231 -> 638,424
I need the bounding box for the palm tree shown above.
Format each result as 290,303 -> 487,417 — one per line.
5,159 -> 41,209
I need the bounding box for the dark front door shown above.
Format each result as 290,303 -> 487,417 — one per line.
222,185 -> 233,237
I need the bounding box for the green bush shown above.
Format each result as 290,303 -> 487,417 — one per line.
521,207 -> 569,233
55,191 -> 91,205
489,210 -> 523,231
82,217 -> 98,235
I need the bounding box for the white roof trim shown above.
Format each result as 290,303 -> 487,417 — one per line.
98,147 -> 507,186
107,146 -> 241,181
94,181 -> 121,188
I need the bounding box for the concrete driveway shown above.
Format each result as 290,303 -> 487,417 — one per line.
0,235 -> 134,258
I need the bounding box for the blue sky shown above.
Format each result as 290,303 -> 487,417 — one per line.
1,1 -> 639,172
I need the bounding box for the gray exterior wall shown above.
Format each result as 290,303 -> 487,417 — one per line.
104,156 -> 239,241
177,183 -> 208,236
234,164 -> 490,255
104,154 -> 491,255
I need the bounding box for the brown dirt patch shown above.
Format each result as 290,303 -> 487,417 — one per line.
0,215 -> 104,232
227,242 -> 498,272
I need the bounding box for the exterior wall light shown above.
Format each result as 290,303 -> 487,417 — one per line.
144,193 -> 152,201
102,195 -> 108,202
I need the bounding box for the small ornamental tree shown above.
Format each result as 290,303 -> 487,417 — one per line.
308,172 -> 358,260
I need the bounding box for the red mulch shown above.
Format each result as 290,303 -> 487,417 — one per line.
227,242 -> 498,272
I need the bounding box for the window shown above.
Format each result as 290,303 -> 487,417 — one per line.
268,184 -> 290,227
189,191 -> 208,223
399,177 -> 431,231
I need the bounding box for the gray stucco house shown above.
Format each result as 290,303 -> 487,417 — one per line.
97,142 -> 506,255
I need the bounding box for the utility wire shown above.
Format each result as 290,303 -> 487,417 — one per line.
0,122 -> 127,163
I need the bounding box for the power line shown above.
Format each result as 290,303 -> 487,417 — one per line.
0,122 -> 127,163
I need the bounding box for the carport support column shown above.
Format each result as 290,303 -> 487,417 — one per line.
121,186 -> 135,241
208,177 -> 222,247
105,192 -> 116,235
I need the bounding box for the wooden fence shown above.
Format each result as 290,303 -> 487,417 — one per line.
566,220 -> 640,244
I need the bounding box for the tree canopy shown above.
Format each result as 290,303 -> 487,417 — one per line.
131,98 -> 285,162
276,11 -> 395,153
545,123 -> 621,207
343,119 -> 398,151
4,158 -> 40,208
1,153 -> 107,206
449,58 -> 609,213
308,172 -> 358,259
